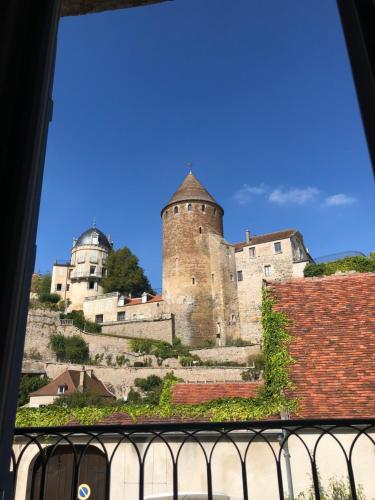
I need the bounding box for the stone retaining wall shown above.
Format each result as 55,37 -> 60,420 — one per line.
22,360 -> 245,398
190,345 -> 260,364
101,316 -> 173,343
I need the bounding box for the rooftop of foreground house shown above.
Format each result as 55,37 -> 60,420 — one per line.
266,272 -> 375,419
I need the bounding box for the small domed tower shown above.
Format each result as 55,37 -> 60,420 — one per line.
161,172 -> 229,346
69,226 -> 113,309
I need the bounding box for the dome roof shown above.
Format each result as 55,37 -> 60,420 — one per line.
162,172 -> 223,214
74,227 -> 112,250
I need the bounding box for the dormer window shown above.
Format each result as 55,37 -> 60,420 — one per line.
57,384 -> 67,395
92,232 -> 99,245
174,206 -> 179,214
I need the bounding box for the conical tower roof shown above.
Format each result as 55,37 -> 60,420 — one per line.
162,172 -> 223,213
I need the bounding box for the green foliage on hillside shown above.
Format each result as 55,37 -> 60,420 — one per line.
17,288 -> 298,427
50,334 -> 89,363
18,375 -> 51,407
129,337 -> 191,365
53,391 -> 113,408
103,247 -> 155,296
304,254 -> 375,277
60,310 -> 101,333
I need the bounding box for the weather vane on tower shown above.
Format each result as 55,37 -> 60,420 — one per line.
185,162 -> 193,174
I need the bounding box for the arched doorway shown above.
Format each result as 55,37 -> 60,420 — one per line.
29,444 -> 107,500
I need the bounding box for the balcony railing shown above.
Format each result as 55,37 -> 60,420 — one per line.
11,418 -> 375,500
70,270 -> 103,279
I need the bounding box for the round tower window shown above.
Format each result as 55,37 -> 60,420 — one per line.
174,206 -> 179,214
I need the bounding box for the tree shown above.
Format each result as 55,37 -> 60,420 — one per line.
49,334 -> 90,363
18,375 -> 50,407
103,247 -> 155,296
37,272 -> 52,297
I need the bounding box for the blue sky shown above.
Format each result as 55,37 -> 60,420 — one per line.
36,0 -> 375,290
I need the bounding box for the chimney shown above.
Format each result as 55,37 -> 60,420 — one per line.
245,229 -> 251,244
78,366 -> 85,392
142,292 -> 148,304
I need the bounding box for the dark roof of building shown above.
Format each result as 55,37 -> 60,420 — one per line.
74,227 -> 112,250
267,272 -> 375,419
172,382 -> 262,404
162,172 -> 223,214
30,369 -> 115,399
234,229 -> 298,251
61,0 -> 170,17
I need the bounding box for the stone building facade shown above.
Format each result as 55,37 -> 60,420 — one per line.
50,173 -> 311,346
51,227 -> 113,310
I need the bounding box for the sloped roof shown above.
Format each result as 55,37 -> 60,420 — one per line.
125,294 -> 163,306
172,382 -> 262,404
162,173 -> 223,213
75,227 -> 112,250
234,229 -> 297,251
30,370 -> 115,399
267,272 -> 375,418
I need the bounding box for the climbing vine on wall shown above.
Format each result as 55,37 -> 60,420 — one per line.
17,288 -> 298,427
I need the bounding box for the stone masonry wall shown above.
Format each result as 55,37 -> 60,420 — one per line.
24,310 -> 133,363
101,316 -> 173,343
22,360 -> 245,398
190,345 -> 260,364
235,237 -> 295,343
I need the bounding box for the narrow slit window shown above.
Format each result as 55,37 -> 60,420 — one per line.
174,206 -> 179,214
237,270 -> 243,281
187,203 -> 192,211
199,226 -> 202,234
192,277 -> 196,285
201,204 -> 206,212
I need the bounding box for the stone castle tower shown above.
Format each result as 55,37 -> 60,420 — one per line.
161,172 -> 239,346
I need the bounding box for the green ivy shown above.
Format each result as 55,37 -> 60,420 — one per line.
17,289 -> 298,427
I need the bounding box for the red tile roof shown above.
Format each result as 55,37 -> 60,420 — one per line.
267,272 -> 375,419
126,294 -> 163,306
172,382 -> 262,404
31,369 -> 115,399
234,229 -> 297,251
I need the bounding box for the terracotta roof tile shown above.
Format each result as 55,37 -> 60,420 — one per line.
30,370 -> 115,399
172,382 -> 262,404
268,272 -> 375,419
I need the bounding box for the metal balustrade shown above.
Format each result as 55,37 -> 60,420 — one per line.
11,418 -> 375,500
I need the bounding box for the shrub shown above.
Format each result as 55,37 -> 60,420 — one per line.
129,338 -> 189,364
61,310 -> 101,333
180,354 -> 202,366
134,375 -> 163,405
304,255 -> 375,278
50,334 -> 89,363
53,391 -> 111,408
18,375 -> 50,407
127,388 -> 142,404
241,353 -> 265,381
38,293 -> 60,304
115,355 -> 129,367
225,338 -> 249,347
